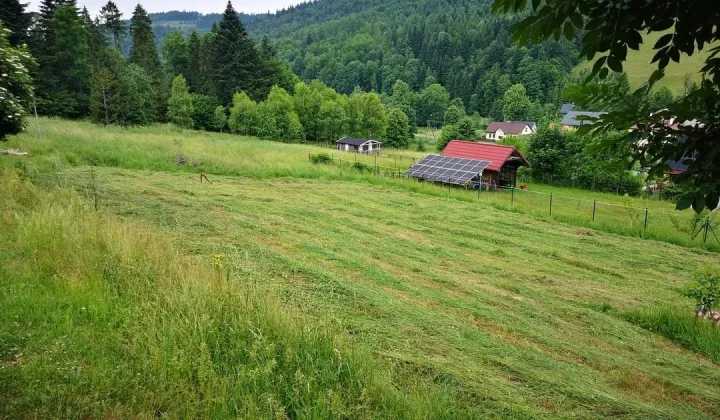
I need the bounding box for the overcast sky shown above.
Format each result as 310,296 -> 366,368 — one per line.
27,0 -> 305,17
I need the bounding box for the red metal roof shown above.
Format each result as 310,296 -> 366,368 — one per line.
440,140 -> 530,172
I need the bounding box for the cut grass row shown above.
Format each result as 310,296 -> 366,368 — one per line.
43,166 -> 720,418
8,118 -> 715,252
0,170 -> 466,418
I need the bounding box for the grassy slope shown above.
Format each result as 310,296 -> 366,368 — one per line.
2,119 -> 720,417
576,32 -> 709,95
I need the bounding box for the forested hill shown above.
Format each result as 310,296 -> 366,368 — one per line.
150,0 -> 580,123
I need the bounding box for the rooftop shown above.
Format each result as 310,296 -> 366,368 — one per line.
441,140 -> 530,172
485,121 -> 536,135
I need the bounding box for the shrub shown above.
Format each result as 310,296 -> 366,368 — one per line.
309,153 -> 332,164
682,265 -> 720,316
352,161 -> 372,173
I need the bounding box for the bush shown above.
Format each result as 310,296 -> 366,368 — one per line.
309,153 -> 332,164
352,161 -> 372,173
682,265 -> 720,316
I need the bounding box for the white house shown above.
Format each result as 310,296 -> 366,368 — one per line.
336,137 -> 382,154
485,121 -> 536,141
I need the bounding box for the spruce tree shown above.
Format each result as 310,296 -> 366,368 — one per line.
37,3 -> 92,117
129,4 -> 165,118
99,1 -> 125,51
209,1 -> 261,105
186,30 -> 202,91
167,74 -> 193,129
0,0 -> 31,46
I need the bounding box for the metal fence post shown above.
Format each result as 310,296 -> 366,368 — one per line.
549,193 -> 553,216
511,188 -> 514,206
477,186 -> 480,201
644,208 -> 648,231
592,199 -> 596,221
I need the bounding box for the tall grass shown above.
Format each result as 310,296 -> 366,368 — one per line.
624,306 -> 720,363
0,170 -> 469,418
5,118 -> 718,252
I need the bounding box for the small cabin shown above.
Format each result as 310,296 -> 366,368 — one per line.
336,137 -> 382,154
441,140 -> 530,189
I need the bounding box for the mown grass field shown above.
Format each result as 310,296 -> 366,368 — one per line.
2,119 -> 720,418
5,119 -> 717,252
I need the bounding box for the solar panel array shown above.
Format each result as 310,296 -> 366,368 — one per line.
406,154 -> 491,185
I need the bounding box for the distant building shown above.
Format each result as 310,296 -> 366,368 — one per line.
561,111 -> 606,130
336,137 -> 382,154
560,103 -> 575,115
485,121 -> 536,141
441,140 -> 530,189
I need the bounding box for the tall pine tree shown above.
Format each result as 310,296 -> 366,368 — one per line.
36,3 -> 92,117
99,1 -> 125,52
129,4 -> 165,118
209,1 -> 261,105
0,0 -> 31,46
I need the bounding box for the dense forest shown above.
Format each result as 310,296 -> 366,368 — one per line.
148,0 -> 580,125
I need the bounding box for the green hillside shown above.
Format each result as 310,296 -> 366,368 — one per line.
576,32 -> 709,95
1,120 -> 719,417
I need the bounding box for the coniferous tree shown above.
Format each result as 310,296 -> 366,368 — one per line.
209,1 -> 261,105
80,7 -> 107,64
37,3 -> 92,117
129,4 -> 165,118
167,74 -> 193,128
186,30 -> 202,91
0,0 -> 31,46
99,1 -> 125,51
0,21 -> 35,140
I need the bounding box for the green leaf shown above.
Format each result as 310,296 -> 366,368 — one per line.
570,12 -> 583,28
599,67 -> 609,79
706,191 -> 720,211
607,56 -> 623,72
693,195 -> 706,214
676,196 -> 693,210
532,0 -> 541,10
654,33 -> 673,49
648,69 -> 665,86
563,23 -> 574,40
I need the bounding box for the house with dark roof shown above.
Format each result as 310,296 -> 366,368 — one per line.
485,121 -> 536,141
561,111 -> 606,129
560,103 -> 575,115
441,140 -> 530,189
336,137 -> 382,154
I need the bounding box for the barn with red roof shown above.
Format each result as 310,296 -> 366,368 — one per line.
441,140 -> 530,189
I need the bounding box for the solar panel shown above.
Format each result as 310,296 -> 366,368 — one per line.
406,155 -> 491,185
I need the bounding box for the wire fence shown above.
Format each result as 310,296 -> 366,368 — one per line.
309,152 -> 720,251
26,157 -> 720,253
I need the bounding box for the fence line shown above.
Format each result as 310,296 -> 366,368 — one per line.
309,151 -> 719,248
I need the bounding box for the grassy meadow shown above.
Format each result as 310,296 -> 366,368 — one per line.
2,119 -> 720,417
576,32 -> 710,95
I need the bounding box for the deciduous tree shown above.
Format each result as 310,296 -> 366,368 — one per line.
0,23 -> 34,140
167,74 -> 193,129
385,108 -> 410,148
